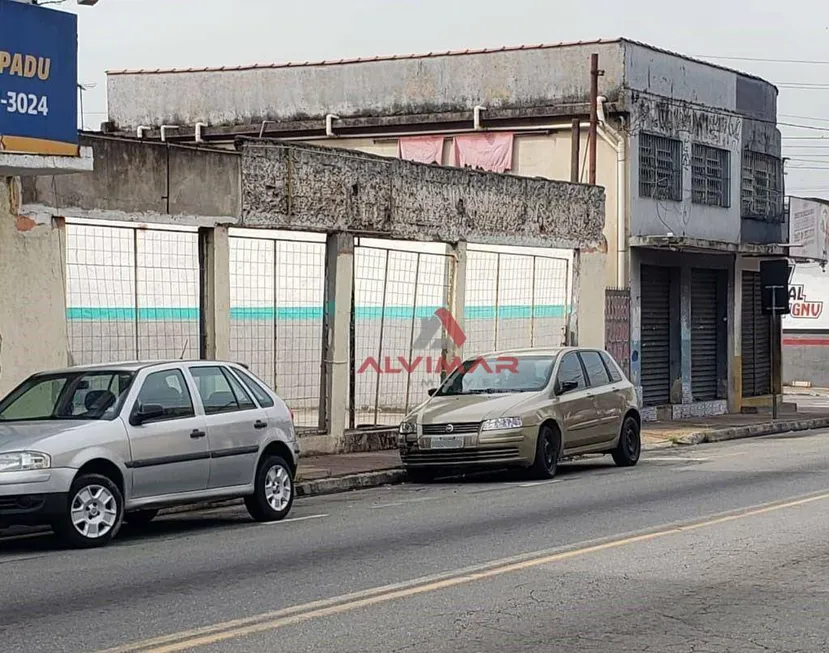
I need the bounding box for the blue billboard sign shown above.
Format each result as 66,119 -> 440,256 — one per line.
0,0 -> 78,156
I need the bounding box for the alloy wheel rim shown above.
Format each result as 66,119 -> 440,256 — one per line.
625,423 -> 640,459
70,485 -> 118,539
544,435 -> 556,470
264,465 -> 292,512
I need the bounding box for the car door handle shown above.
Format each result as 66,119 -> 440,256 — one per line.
190,429 -> 206,439
254,420 -> 268,430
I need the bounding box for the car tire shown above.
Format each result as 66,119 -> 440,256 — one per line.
53,473 -> 124,549
124,509 -> 159,526
245,455 -> 295,522
612,415 -> 641,467
529,424 -> 560,480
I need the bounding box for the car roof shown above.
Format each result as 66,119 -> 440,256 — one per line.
471,347 -> 568,359
33,360 -> 248,376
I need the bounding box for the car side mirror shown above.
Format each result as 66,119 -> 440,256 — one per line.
130,403 -> 165,426
427,388 -> 437,397
556,380 -> 579,395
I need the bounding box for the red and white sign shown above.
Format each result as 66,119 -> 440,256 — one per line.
783,264 -> 829,329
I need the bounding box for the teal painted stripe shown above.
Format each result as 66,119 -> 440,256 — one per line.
66,304 -> 568,321
67,307 -> 200,321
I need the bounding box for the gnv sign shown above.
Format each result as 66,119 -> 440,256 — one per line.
0,0 -> 78,156
783,264 -> 829,329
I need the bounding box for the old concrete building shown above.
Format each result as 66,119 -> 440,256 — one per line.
101,37 -> 789,418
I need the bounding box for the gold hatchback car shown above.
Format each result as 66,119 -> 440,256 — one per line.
398,347 -> 641,480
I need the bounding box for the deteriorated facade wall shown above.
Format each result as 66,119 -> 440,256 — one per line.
241,140 -> 606,248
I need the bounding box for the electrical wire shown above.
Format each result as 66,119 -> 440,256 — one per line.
694,55 -> 829,65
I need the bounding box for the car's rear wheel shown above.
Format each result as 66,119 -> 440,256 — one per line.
612,415 -> 641,467
53,473 -> 123,549
529,424 -> 560,479
245,455 -> 294,522
124,508 -> 159,526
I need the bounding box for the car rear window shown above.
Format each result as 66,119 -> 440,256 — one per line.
232,368 -> 276,408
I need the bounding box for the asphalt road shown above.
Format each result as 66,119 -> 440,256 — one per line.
3,429 -> 829,653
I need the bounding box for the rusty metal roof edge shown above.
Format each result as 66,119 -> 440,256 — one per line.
105,37 -> 773,87
106,38 -> 625,75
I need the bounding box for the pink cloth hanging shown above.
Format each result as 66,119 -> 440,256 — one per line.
397,135 -> 444,164
452,133 -> 515,173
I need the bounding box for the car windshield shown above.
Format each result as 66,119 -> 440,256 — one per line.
0,371 -> 136,422
435,355 -> 557,396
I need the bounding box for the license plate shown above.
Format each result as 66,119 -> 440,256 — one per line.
430,437 -> 463,449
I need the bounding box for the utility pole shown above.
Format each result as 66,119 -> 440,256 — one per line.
768,284 -> 784,420
570,119 -> 581,183
588,53 -> 604,186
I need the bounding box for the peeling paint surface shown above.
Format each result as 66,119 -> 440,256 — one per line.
241,141 -> 606,248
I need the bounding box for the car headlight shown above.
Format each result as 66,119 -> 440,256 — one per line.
398,422 -> 417,435
0,452 -> 51,473
481,417 -> 523,431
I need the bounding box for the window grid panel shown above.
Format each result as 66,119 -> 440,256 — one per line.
353,245 -> 453,428
691,143 -> 730,208
741,150 -> 784,221
228,234 -> 325,432
466,248 -> 571,355
639,133 -> 682,202
66,223 -> 201,366
136,230 -> 200,362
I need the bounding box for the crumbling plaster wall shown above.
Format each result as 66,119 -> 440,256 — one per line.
0,177 -> 68,396
240,140 -> 606,249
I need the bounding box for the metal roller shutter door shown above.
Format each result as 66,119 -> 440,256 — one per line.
641,266 -> 672,406
741,272 -> 771,397
691,269 -> 720,401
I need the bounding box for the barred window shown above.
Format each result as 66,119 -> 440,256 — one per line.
691,144 -> 730,208
639,133 -> 682,202
741,151 -> 784,221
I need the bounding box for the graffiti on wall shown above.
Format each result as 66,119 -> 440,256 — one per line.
631,92 -> 743,150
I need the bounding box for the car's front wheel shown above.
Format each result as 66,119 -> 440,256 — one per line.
53,473 -> 124,549
245,455 -> 295,522
529,424 -> 560,479
612,415 -> 641,467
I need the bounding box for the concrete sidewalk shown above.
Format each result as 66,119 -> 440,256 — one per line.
296,408 -> 829,495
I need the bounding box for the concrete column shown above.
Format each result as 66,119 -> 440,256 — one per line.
198,226 -> 231,361
679,266 -> 693,404
445,241 -> 467,362
728,255 -> 743,413
572,248 -> 607,348
629,248 -> 642,405
320,232 -> 354,450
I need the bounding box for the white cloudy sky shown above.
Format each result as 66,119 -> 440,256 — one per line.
57,0 -> 829,197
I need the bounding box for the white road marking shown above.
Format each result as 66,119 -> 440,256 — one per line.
372,496 -> 442,509
519,479 -> 564,488
265,514 -> 327,525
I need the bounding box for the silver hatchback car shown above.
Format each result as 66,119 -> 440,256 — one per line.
0,360 -> 300,548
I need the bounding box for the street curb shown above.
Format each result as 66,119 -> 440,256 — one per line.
295,469 -> 407,497
672,417 -> 829,446
122,419 -> 829,519
155,469 -> 407,517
